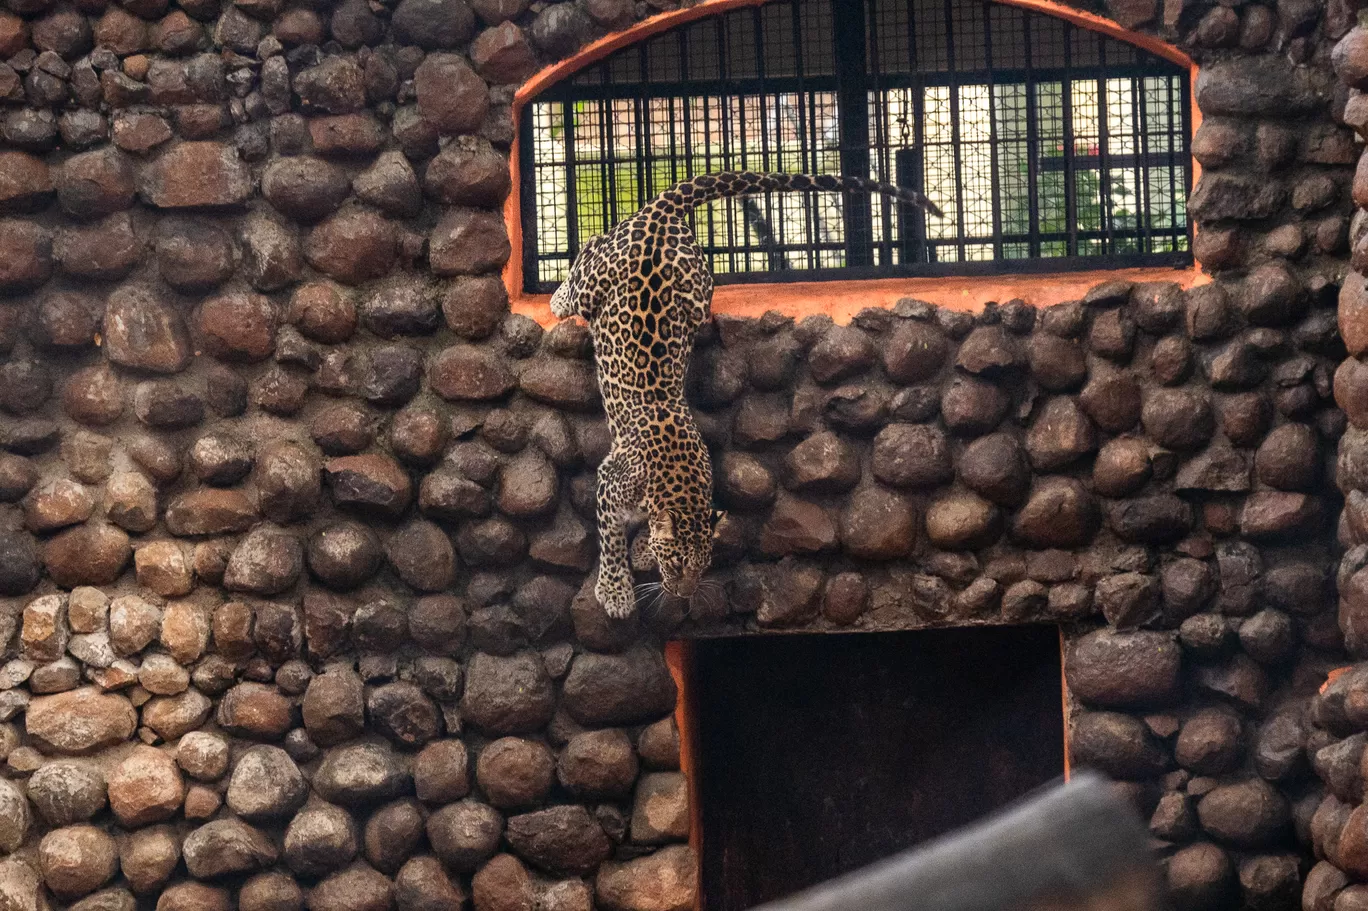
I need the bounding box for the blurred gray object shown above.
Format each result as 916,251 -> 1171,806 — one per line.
748,771 -> 1164,911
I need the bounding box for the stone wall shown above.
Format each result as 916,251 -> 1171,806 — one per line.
0,0 -> 1362,908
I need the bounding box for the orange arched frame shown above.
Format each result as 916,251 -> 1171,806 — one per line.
501,0 -> 1206,326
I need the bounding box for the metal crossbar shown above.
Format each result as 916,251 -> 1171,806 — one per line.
519,0 -> 1193,292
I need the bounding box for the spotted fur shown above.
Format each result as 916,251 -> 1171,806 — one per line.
552,171 -> 941,618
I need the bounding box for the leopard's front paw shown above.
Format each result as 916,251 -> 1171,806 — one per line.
596,578 -> 636,619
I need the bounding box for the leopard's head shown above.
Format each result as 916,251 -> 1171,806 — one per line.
648,507 -> 725,598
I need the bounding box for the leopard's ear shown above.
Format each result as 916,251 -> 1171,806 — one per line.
711,509 -> 728,528
649,510 -> 676,542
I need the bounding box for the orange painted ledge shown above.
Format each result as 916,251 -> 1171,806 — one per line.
510,264 -> 1207,327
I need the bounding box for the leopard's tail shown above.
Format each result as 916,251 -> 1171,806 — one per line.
648,171 -> 944,219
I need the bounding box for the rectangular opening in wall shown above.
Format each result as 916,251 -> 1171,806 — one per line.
690,626 -> 1066,911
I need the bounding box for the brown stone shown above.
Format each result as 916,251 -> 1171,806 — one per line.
427,801 -> 503,873
155,220 -> 234,291
562,647 -> 675,726
217,682 -> 294,740
135,541 -> 193,597
0,220 -> 50,292
139,142 -> 252,208
1066,630 -> 1181,708
103,286 -> 191,375
924,492 -> 1001,550
839,487 -> 917,559
164,489 -> 256,536
196,291 -> 277,362
308,864 -> 393,911
224,527 -> 303,596
430,345 -> 516,401
429,209 -> 510,275
414,740 -> 470,804
1196,779 -> 1289,848
0,152 -> 51,214
304,209 -> 397,285
325,454 -> 412,517
262,156 -> 350,223
425,138 -> 510,207
157,883 -> 231,911
290,281 -> 357,343
414,53 -> 489,134
57,148 -> 134,219
871,423 -> 951,488
44,523 -> 131,587
108,746 -> 183,827
462,652 -> 554,734
1011,479 -> 1099,549
595,845 -> 696,911
760,496 -> 838,556
1078,370 -> 1142,433
395,856 -> 465,911
558,729 -> 637,798
477,738 -> 554,809
505,805 -> 611,877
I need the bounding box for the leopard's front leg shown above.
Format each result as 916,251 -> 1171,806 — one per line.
595,451 -> 639,619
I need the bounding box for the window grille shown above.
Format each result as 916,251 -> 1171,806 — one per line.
519,0 -> 1192,292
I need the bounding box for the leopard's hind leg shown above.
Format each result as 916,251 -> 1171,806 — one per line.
594,449 -> 641,619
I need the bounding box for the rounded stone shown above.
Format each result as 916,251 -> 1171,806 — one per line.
303,669 -> 365,747
414,740 -> 471,804
26,688 -> 136,755
307,864 -> 394,911
313,743 -> 411,807
284,803 -> 357,877
1175,709 -> 1243,775
362,799 -> 426,875
461,652 -> 555,735
557,729 -> 638,798
395,856 -> 465,911
426,800 -> 504,873
924,493 -> 1001,551
226,746 -> 308,822
39,826 -> 118,899
1065,629 -> 1181,708
240,873 -> 303,911
1142,389 -> 1215,450
27,762 -> 106,826
107,746 -> 184,828
385,521 -> 456,592
1011,479 -> 1100,549
1255,422 -> 1319,491
0,780 -> 29,853
183,819 -> 278,879
958,433 -> 1030,506
1196,779 -> 1290,847
367,681 -> 441,749
176,732 -> 229,782
871,424 -> 952,488
307,521 -> 382,590
290,282 -> 357,344
477,738 -> 554,809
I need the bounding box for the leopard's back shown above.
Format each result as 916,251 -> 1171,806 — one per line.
588,209 -> 713,438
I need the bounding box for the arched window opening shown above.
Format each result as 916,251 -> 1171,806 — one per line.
518,0 -> 1193,293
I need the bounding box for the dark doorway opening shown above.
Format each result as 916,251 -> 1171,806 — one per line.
692,626 -> 1066,911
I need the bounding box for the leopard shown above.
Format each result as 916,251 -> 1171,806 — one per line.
550,171 -> 942,618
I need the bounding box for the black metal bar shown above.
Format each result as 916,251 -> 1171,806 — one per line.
1061,23 -> 1076,257
1023,13 -> 1040,258
983,0 -> 1002,261
833,0 -> 872,267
